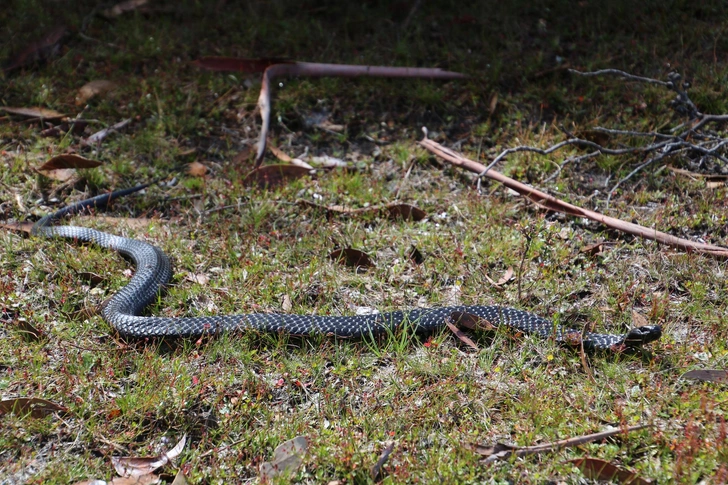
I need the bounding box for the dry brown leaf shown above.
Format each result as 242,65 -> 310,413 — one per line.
496,267 -> 514,286
260,436 -> 308,482
76,80 -> 118,105
0,221 -> 34,234
268,144 -> 293,162
1,106 -> 65,120
102,0 -> 149,18
569,457 -> 652,484
170,469 -> 189,485
444,317 -> 479,351
0,397 -> 69,418
242,164 -> 311,188
631,311 -> 649,328
185,273 -> 209,285
112,435 -> 186,478
385,203 -> 426,221
488,92 -> 498,114
38,154 -> 103,170
681,369 -> 728,383
10,317 -> 44,341
329,248 -> 374,269
187,161 -> 208,177
581,242 -> 605,257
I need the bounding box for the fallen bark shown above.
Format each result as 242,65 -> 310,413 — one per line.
419,137 -> 728,259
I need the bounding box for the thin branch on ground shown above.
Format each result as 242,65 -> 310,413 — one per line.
420,136 -> 728,259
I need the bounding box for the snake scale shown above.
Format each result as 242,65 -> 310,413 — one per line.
30,185 -> 662,351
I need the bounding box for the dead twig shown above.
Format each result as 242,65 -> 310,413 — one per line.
419,136 -> 728,259
467,424 -> 650,464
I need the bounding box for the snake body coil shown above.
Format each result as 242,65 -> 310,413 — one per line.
31,187 -> 662,351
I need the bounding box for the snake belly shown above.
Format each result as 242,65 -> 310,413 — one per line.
30,188 -> 662,351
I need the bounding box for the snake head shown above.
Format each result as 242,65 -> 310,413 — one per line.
623,325 -> 662,347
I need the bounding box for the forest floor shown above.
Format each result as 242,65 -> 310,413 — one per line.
1,1 -> 728,483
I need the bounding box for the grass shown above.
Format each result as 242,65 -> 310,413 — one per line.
2,0 -> 728,483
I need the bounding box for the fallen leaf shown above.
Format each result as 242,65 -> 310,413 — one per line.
40,168 -> 77,182
281,294 -> 292,312
370,442 -> 394,481
38,154 -> 102,170
0,106 -> 65,120
170,469 -> 188,485
631,311 -> 649,328
192,57 -> 292,73
569,457 -> 652,484
329,248 -> 374,269
102,0 -> 149,18
112,435 -> 186,478
242,164 -> 311,188
260,436 -> 308,482
187,161 -> 208,177
76,80 -> 118,105
268,144 -> 293,162
496,267 -> 514,286
385,204 -> 426,221
581,242 -> 604,257
488,92 -> 498,114
185,273 -> 209,285
10,318 -> 44,341
3,25 -> 67,72
681,369 -> 728,383
444,316 -> 479,351
0,397 -> 69,419
0,221 -> 34,234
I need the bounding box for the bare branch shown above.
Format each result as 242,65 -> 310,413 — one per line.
569,68 -> 670,87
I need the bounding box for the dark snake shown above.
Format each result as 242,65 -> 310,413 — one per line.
30,186 -> 662,351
